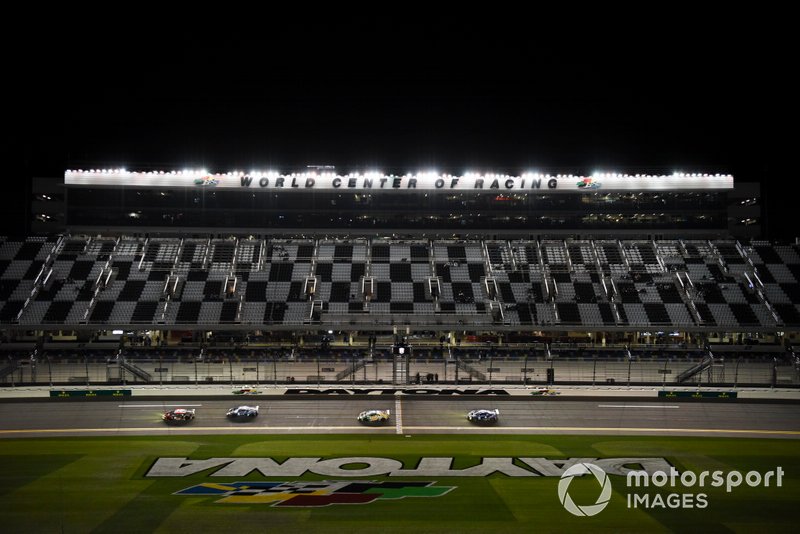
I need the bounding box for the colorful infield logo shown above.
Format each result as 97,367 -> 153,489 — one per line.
194,175 -> 220,186
175,480 -> 455,506
577,177 -> 601,189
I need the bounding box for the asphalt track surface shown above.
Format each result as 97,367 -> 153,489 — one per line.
1,399 -> 799,439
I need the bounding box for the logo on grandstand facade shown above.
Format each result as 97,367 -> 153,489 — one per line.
576,177 -> 602,189
194,176 -> 219,186
558,463 -> 613,517
174,480 -> 454,506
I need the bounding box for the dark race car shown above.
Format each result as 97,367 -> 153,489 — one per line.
162,408 -> 195,423
357,409 -> 391,425
467,409 -> 499,425
226,405 -> 260,419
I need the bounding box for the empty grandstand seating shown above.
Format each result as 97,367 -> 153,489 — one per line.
0,235 -> 794,331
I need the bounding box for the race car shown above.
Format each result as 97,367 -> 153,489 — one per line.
226,405 -> 260,418
162,408 -> 195,422
357,409 -> 391,424
530,387 -> 558,396
467,409 -> 499,425
233,385 -> 261,395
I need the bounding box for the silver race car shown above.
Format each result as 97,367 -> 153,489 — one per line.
467,409 -> 499,425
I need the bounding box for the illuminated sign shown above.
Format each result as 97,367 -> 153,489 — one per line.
65,169 -> 734,193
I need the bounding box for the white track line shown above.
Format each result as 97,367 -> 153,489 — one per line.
403,426 -> 800,435
118,404 -> 203,408
0,426 -> 379,434
0,426 -> 798,436
597,404 -> 679,409
395,398 -> 403,434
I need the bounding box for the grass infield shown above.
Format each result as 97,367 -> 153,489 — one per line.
0,434 -> 797,533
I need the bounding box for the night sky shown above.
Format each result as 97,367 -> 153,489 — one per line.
13,21 -> 788,238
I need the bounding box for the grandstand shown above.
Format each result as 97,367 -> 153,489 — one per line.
2,169 -> 798,387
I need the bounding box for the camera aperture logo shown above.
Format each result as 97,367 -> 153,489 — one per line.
558,463 -> 612,517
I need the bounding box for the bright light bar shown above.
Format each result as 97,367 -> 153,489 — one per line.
64,169 -> 734,193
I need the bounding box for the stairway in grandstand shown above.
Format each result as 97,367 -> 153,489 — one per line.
675,356 -> 714,383
120,360 -> 152,382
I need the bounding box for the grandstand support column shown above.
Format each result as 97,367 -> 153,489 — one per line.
120,350 -> 126,387
772,357 -> 778,388
7,356 -> 15,387
488,348 -> 494,387
696,359 -> 703,389
85,355 -> 90,387
592,355 -> 597,387
523,349 -> 530,385
706,353 -> 715,385
273,355 -> 277,387
47,356 -> 52,387
794,351 -> 800,384
317,355 -> 321,388
734,357 -> 742,389
453,346 -> 459,386
662,358 -> 669,389
159,352 -> 163,387
255,355 -> 259,386
627,355 -> 632,388
229,358 -> 233,386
